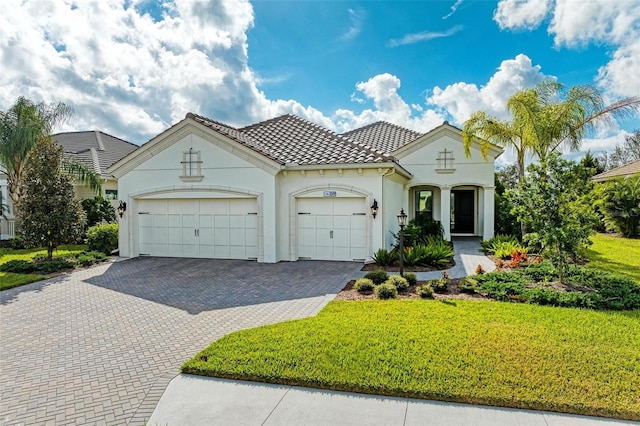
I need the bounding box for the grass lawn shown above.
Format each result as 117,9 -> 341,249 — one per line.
0,245 -> 86,290
585,233 -> 640,283
183,300 -> 640,421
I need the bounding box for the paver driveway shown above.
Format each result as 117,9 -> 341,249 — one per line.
0,257 -> 361,425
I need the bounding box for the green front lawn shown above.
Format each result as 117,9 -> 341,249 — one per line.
183,300 -> 640,421
0,245 -> 86,290
585,233 -> 640,282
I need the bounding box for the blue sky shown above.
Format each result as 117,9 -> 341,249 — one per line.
1,0 -> 639,164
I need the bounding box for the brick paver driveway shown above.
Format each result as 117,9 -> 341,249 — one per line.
0,257 -> 361,425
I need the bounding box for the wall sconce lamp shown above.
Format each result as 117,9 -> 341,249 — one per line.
370,199 -> 379,219
117,200 -> 127,218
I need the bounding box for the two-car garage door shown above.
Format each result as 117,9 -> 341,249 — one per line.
138,198 -> 258,259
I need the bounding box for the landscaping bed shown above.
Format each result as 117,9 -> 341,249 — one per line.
336,278 -> 484,301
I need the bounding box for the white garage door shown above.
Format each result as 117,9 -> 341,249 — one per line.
138,198 -> 258,259
297,197 -> 367,261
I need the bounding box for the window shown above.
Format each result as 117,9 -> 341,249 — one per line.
180,148 -> 203,182
414,189 -> 433,219
436,149 -> 455,173
105,190 -> 118,201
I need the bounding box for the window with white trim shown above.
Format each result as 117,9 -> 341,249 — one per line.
180,148 -> 203,182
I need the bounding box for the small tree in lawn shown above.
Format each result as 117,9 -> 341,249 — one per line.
510,153 -> 599,282
19,137 -> 86,260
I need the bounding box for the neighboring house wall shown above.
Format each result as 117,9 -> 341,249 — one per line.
1,172 -> 15,240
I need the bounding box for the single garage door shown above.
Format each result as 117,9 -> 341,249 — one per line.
297,197 -> 367,261
138,198 -> 258,259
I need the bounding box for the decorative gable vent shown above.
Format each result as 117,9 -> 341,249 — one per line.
436,149 -> 455,174
180,148 -> 203,182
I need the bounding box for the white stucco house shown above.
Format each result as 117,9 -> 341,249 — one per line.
108,113 -> 502,263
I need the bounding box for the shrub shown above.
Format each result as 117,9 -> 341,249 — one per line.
386,275 -> 409,292
459,277 -> 478,293
416,283 -> 434,298
39,260 -> 74,273
493,241 -> 523,259
0,260 -> 38,273
475,264 -> 486,274
74,251 -> 108,267
401,238 -> 454,267
428,278 -> 448,293
374,283 -> 398,299
371,248 -> 398,266
481,234 -> 519,252
81,196 -> 117,229
364,270 -> 388,285
7,236 -> 26,250
354,278 -> 375,293
403,272 -> 417,287
86,223 -> 118,255
509,248 -> 528,268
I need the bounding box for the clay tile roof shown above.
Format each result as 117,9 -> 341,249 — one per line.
342,121 -> 423,154
592,159 -> 640,182
52,131 -> 138,177
188,113 -> 394,166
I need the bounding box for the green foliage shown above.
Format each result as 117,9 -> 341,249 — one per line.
86,223 -> 118,255
474,264 -> 640,310
0,259 -> 38,273
428,278 -> 448,293
39,260 -> 74,273
481,234 -> 519,251
401,238 -> 454,267
511,153 -> 600,282
374,283 -> 398,299
393,216 -> 444,248
18,138 -> 86,260
364,270 -> 388,285
371,248 -> 398,266
183,300 -> 640,420
74,250 -> 108,267
459,277 -> 478,293
403,272 -> 417,287
386,275 -> 409,292
81,197 -> 117,228
597,176 -> 640,237
416,283 -> 434,298
354,278 -> 375,293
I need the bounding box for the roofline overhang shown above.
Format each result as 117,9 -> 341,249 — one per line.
282,161 -> 413,179
108,117 -> 283,178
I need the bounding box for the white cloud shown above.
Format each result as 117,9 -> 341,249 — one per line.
0,0 -> 325,144
334,73 -> 446,133
493,0 -> 550,30
340,8 -> 365,41
387,26 -> 463,48
427,54 -> 552,124
494,0 -> 640,99
443,0 -> 464,20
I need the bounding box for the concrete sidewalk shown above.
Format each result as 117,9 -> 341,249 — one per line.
148,375 -> 638,426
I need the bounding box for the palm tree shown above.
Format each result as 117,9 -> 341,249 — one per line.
0,97 -> 101,216
463,80 -> 640,182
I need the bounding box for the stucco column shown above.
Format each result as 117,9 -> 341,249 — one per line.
483,186 -> 495,241
440,186 -> 451,241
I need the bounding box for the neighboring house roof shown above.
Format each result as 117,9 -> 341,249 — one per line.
53,131 -> 138,178
592,159 -> 640,182
342,121 -> 423,153
190,113 -> 394,165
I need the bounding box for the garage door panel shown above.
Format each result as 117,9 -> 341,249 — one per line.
138,197 -> 258,259
297,197 -> 367,261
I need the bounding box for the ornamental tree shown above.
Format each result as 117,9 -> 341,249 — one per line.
598,175 -> 640,238
510,153 -> 599,282
19,137 -> 86,260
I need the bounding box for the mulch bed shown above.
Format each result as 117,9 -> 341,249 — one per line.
336,278 -> 488,301
361,260 -> 455,272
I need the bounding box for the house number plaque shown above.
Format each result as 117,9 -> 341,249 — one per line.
323,191 -> 337,197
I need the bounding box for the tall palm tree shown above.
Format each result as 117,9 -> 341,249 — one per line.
462,80 -> 640,182
0,97 -> 101,216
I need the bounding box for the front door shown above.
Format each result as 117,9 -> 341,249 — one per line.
451,190 -> 474,233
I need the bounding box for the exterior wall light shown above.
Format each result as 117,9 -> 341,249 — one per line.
117,200 -> 127,218
371,199 -> 379,219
